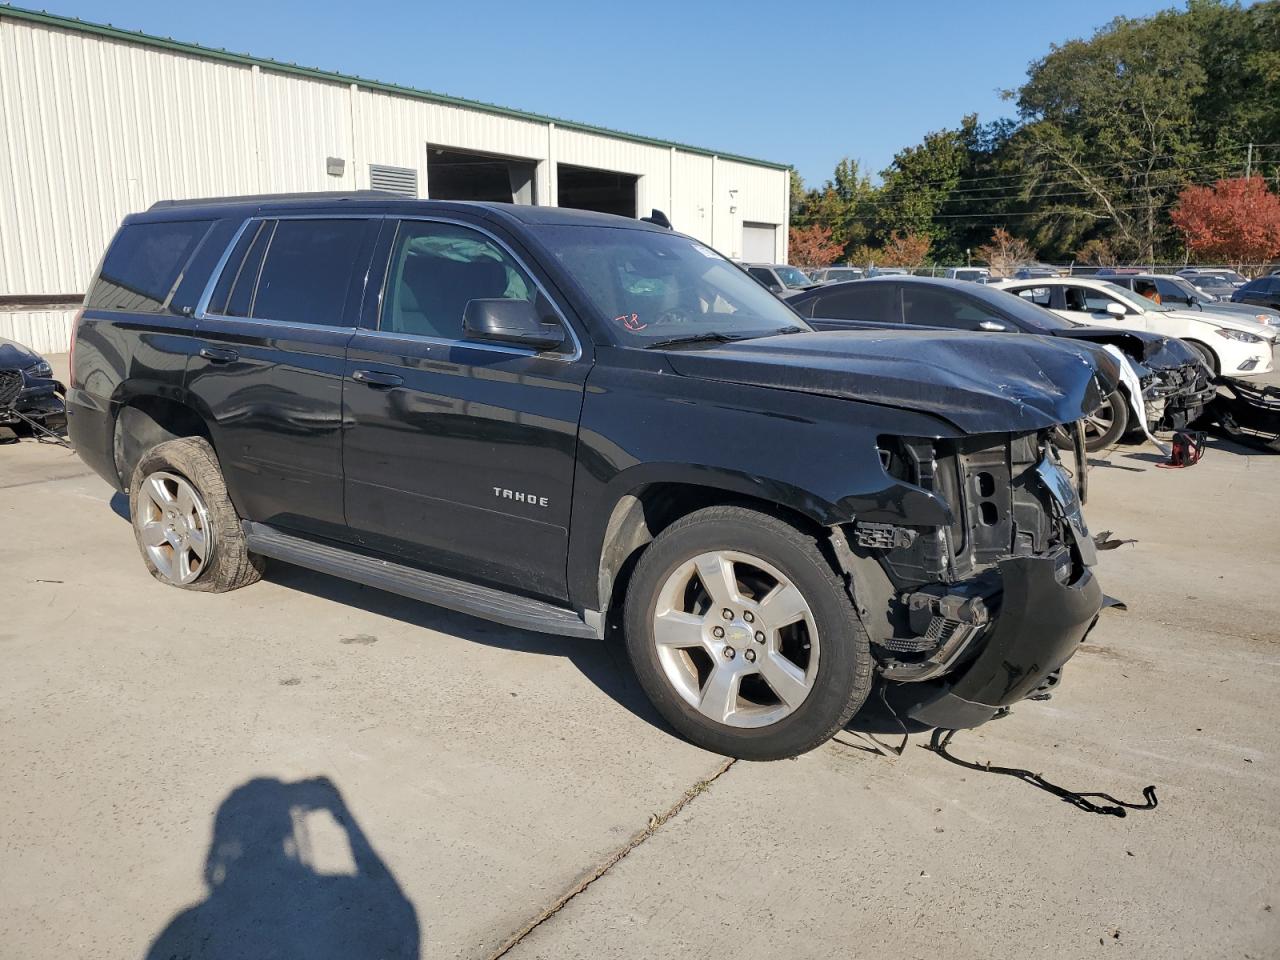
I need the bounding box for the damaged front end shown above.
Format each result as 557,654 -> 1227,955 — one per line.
1143,360 -> 1217,432
842,430 -> 1101,729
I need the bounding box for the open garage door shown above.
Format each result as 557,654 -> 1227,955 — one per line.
557,165 -> 637,217
427,146 -> 536,204
742,222 -> 777,263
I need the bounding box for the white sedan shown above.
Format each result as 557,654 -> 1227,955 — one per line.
995,277 -> 1276,378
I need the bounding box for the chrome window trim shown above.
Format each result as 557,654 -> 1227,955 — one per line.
194,218 -> 254,320
194,213 -> 584,362
194,214 -> 377,329
374,215 -> 583,364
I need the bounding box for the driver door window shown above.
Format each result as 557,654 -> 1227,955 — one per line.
1155,278 -> 1191,305
381,221 -> 536,341
901,287 -> 1007,330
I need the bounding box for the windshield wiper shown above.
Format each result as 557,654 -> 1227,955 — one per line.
643,331 -> 752,349
772,325 -> 806,335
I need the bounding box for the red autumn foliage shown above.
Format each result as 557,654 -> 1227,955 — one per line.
878,231 -> 932,269
787,224 -> 844,270
1171,177 -> 1280,270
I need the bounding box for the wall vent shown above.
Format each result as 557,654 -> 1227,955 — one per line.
369,164 -> 418,197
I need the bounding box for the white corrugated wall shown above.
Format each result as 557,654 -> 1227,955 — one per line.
0,309 -> 78,355
0,13 -> 789,316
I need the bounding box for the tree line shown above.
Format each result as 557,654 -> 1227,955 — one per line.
789,0 -> 1280,272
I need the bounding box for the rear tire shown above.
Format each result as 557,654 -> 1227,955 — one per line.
623,506 -> 873,760
129,437 -> 263,593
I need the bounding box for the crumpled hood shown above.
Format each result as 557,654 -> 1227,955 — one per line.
1051,325 -> 1199,370
664,329 -> 1122,433
0,337 -> 40,371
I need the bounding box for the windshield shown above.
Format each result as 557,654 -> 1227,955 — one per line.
828,268 -> 861,280
1165,276 -> 1211,301
537,225 -> 810,344
1098,281 -> 1170,312
774,266 -> 812,288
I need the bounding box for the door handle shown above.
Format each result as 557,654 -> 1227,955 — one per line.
352,369 -> 403,388
199,346 -> 239,364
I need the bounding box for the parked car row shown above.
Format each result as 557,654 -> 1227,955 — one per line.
787,276 -> 1220,451
66,195 -> 1124,760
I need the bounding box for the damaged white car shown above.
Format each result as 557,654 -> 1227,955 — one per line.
996,278 -> 1277,379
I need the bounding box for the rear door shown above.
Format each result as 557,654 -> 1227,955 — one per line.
341,216 -> 590,600
187,216 -> 380,538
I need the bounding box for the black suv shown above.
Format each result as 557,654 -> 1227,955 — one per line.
69,194 -> 1117,759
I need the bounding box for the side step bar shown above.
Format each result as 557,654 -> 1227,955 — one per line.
242,521 -> 599,639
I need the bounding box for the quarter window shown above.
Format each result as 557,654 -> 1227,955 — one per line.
87,220 -> 212,313
380,221 -> 536,340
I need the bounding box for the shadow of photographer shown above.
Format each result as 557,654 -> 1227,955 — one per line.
145,776 -> 419,959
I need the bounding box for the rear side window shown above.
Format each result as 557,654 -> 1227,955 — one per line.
251,219 -> 368,326
802,284 -> 901,323
1015,286 -> 1053,307
87,220 -> 211,313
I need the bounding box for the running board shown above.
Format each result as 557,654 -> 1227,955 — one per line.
242,521 -> 599,639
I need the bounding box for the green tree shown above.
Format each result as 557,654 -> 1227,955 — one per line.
1012,9 -> 1208,262
878,118 -> 975,254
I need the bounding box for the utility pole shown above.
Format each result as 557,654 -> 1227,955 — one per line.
1246,143 -> 1253,178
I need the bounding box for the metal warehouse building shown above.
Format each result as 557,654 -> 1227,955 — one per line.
0,6 -> 790,351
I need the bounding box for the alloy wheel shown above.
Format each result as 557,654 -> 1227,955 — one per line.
137,471 -> 213,585
652,550 -> 820,728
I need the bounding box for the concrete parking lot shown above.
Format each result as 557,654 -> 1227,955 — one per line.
2,364 -> 1278,959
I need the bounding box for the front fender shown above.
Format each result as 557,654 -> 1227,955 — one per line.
566,357 -> 960,608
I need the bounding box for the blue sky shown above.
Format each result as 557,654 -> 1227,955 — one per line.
41,0 -> 1179,184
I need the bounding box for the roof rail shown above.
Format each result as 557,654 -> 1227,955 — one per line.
149,190 -> 399,210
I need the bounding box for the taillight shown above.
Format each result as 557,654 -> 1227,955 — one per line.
68,309 -> 82,388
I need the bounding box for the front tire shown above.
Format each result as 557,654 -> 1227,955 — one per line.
129,437 -> 264,592
624,506 -> 873,760
1079,388 -> 1129,452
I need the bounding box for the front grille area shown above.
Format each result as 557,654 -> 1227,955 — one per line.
875,431 -> 1066,587
0,370 -> 23,411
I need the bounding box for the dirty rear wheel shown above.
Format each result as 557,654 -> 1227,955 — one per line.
129,437 -> 263,592
624,506 -> 872,760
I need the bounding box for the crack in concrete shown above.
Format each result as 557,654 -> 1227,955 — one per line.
485,757 -> 737,959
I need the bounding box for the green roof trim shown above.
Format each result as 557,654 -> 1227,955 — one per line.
1,4 -> 790,171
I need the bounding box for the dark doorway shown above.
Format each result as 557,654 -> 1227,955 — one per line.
557,164 -> 638,217
427,146 -> 536,204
